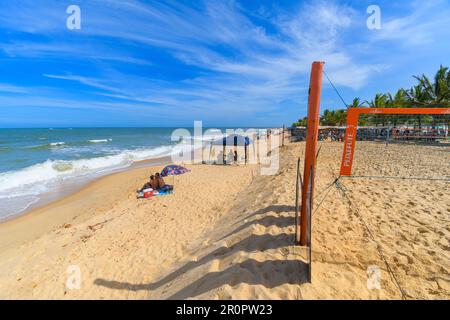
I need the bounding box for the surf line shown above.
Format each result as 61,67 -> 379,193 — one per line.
176,304 -> 210,318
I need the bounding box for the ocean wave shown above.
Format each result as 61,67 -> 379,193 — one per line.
50,142 -> 65,147
0,195 -> 40,220
0,143 -> 188,194
26,142 -> 66,151
25,139 -> 112,151
88,139 -> 112,143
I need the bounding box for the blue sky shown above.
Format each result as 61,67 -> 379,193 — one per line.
0,0 -> 449,127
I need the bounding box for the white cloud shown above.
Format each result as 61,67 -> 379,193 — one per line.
0,83 -> 29,94
4,0 -> 446,123
373,0 -> 450,46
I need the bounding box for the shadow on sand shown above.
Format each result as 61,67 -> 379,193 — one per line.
236,205 -> 295,223
220,214 -> 294,241
94,205 -> 306,298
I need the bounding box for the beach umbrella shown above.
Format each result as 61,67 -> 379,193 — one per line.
160,164 -> 191,186
160,164 -> 190,177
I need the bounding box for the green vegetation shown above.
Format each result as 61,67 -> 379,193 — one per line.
292,65 -> 450,127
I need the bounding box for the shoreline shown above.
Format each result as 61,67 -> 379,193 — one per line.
0,134 -> 251,253
0,153 -> 177,224
0,128 -> 276,224
0,155 -> 174,252
0,129 -> 254,223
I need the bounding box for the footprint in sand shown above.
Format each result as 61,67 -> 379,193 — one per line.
417,227 -> 429,234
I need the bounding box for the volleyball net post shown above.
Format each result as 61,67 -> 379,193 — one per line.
299,61 -> 324,246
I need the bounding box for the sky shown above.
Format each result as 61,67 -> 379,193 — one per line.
0,0 -> 449,128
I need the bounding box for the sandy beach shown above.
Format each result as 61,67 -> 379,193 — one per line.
0,139 -> 449,299
1,0 -> 450,305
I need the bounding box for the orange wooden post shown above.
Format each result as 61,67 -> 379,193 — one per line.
300,61 -> 324,246
339,108 -> 359,176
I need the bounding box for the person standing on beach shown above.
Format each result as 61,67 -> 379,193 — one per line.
227,150 -> 234,164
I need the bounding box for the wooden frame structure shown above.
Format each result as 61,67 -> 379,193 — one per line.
339,107 -> 450,177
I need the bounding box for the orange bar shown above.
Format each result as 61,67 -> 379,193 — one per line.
339,109 -> 359,176
300,61 -> 324,246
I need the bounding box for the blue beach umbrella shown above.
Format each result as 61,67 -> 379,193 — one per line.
214,134 -> 252,147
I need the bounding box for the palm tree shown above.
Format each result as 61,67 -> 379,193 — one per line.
348,97 -> 365,109
320,109 -> 335,126
366,93 -> 388,126
391,89 -> 409,108
335,109 -> 347,126
366,93 -> 388,108
318,109 -> 349,126
386,89 -> 409,126
406,84 -> 428,106
413,65 -> 450,106
407,66 -> 450,127
347,98 -> 368,125
292,116 -> 308,127
291,65 -> 449,130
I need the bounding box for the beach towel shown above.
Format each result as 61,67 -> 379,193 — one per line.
153,189 -> 173,197
137,188 -> 173,199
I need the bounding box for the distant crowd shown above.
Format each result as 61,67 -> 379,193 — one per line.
289,126 -> 449,142
289,127 -> 346,142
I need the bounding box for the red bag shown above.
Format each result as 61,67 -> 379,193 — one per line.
144,191 -> 154,198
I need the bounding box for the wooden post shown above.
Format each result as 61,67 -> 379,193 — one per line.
223,143 -> 225,165
245,144 -> 248,165
295,158 -> 301,244
300,61 -> 324,246
282,124 -> 285,146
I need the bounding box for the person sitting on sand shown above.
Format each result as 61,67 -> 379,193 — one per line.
155,172 -> 165,188
139,175 -> 155,192
150,174 -> 159,190
155,172 -> 173,192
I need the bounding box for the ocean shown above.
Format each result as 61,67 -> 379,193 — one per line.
0,127 -> 233,221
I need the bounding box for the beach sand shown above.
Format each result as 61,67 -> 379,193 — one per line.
0,139 -> 448,299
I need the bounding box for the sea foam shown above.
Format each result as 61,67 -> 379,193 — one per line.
88,139 -> 112,143
0,145 -> 178,195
